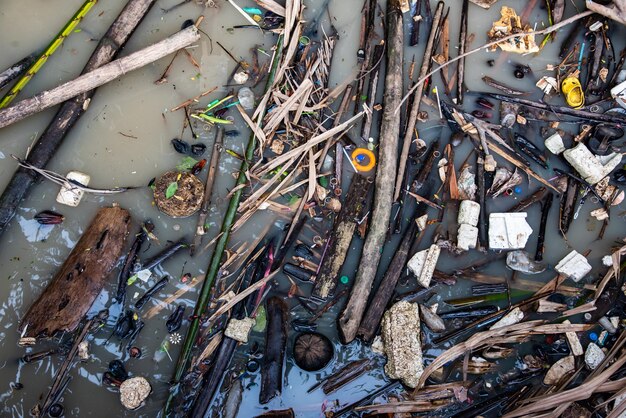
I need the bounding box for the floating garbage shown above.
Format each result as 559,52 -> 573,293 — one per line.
4,0 -> 626,416
56,171 -> 90,207
119,377 -> 151,410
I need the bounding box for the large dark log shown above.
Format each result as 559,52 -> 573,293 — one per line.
338,0 -> 405,344
312,174 -> 369,299
19,206 -> 130,338
260,297 -> 287,404
0,0 -> 156,236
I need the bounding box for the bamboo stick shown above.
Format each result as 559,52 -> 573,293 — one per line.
0,0 -> 98,109
168,35 -> 285,395
0,26 -> 200,128
0,0 -> 157,236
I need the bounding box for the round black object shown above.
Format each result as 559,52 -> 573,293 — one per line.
293,333 -> 333,371
191,143 -> 207,156
49,404 -> 64,417
514,69 -> 524,79
108,359 -> 128,380
246,359 -> 260,373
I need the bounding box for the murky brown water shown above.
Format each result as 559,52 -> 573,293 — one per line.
0,0 -> 625,417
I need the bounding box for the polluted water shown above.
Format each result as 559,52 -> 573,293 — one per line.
0,0 -> 626,416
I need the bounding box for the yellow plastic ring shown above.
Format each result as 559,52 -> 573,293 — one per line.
351,148 -> 376,172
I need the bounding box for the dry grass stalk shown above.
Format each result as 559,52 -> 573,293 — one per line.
206,270 -> 279,325
144,277 -> 201,320
253,0 -> 285,16
414,320 -> 592,390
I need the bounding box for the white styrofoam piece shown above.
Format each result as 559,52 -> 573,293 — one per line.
136,269 -> 152,283
563,143 -> 622,185
407,244 -> 441,288
56,171 -> 90,207
224,317 -> 255,343
597,153 -> 622,178
611,79 -> 626,109
458,200 -> 480,227
555,250 -> 592,282
488,212 -> 533,250
585,342 -> 605,370
544,133 -> 565,154
457,224 -> 478,251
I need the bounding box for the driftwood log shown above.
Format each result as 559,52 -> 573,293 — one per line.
0,25 -> 200,129
337,0 -> 404,344
260,297 -> 287,404
19,206 -> 130,338
0,0 -> 156,236
313,174 -> 369,299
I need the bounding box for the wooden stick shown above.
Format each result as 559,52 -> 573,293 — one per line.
337,0 -> 405,344
191,127 -> 224,256
35,312 -> 106,417
0,0 -> 157,236
359,44 -> 384,141
0,26 -> 200,128
0,54 -> 37,90
393,1 -> 444,201
456,0 -> 468,104
170,86 -> 218,112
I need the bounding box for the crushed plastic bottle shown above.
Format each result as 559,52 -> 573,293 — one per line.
238,87 -> 255,110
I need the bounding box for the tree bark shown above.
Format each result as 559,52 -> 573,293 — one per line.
19,206 -> 130,338
313,174 -> 369,299
0,26 -> 199,128
0,0 -> 156,236
260,297 -> 287,404
337,0 -> 404,344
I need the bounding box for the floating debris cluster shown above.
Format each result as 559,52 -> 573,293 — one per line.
2,0 -> 626,416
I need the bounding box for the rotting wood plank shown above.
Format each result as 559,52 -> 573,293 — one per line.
19,206 -> 130,338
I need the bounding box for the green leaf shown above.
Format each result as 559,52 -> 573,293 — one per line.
127,274 -> 138,286
319,176 -> 328,187
165,182 -> 178,199
253,305 -> 267,332
176,156 -> 198,171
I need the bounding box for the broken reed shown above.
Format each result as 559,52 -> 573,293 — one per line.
166,34 -> 285,409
